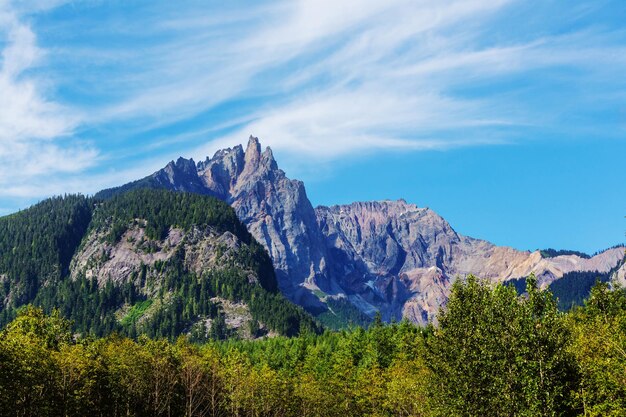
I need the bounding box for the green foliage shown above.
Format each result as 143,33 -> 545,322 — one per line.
568,283 -> 626,416
91,188 -> 248,243
316,297 -> 373,330
426,274 -> 579,416
4,305 -> 73,349
0,306 -> 430,417
549,270 -> 610,310
121,300 -> 153,327
2,278 -> 626,417
0,194 -> 92,320
0,189 -> 318,339
1,190 -> 624,415
509,269 -> 615,311
91,189 -> 278,293
540,248 -> 591,259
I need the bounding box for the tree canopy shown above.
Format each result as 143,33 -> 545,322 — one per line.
2,278 -> 625,416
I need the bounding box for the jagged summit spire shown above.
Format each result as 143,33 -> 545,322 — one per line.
243,135 -> 262,174
246,135 -> 261,155
244,136 -> 277,170
261,145 -> 278,170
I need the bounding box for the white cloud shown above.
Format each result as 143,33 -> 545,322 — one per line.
197,0 -> 626,165
205,89 -> 507,160
0,2 -> 94,196
80,0 -> 520,156
1,0 -> 625,207
82,1 -> 515,127
48,0 -> 624,163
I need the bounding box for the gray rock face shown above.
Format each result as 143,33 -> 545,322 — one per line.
107,136 -> 626,324
316,200 -> 626,324
153,157 -> 210,195
611,252 -> 626,288
72,223 -> 248,288
316,200 -> 465,322
197,137 -> 331,308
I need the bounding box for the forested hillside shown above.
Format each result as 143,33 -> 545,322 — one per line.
0,190 -> 319,339
1,277 -> 625,417
539,248 -> 591,259
508,253 -> 625,311
0,195 -> 93,324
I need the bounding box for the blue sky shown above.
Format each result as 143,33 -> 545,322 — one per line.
0,0 -> 624,253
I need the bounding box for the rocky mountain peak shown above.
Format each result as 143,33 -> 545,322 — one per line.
174,156 -> 197,175
244,135 -> 261,165
261,146 -> 278,171
154,156 -> 208,195
97,135 -> 626,326
192,137 -> 330,306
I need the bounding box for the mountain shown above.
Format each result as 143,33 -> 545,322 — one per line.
0,189 -> 319,339
99,138 -> 338,315
79,136 -> 626,324
316,199 -> 625,323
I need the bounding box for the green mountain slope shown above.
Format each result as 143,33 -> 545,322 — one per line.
0,195 -> 93,323
0,190 -> 319,339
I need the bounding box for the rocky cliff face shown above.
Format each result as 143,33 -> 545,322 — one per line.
316,200 -> 625,323
72,223 -> 248,288
102,136 -> 626,324
195,138 -> 332,309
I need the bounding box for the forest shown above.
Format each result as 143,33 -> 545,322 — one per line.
0,191 -> 318,339
539,248 -> 591,259
1,275 -> 625,417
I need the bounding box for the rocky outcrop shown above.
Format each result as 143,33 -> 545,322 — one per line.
611,252 -> 626,288
71,222 -> 251,288
153,157 -> 211,195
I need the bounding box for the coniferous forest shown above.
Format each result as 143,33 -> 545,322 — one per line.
0,191 -> 319,338
0,191 -> 625,416
1,276 -> 626,417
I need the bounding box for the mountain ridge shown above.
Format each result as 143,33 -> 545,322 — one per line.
93,135 -> 626,324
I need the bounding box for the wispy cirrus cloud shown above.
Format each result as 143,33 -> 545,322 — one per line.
70,0 -> 523,159
71,0 -> 623,164
0,0 -> 96,201
1,0 -> 626,206
189,0 -> 626,164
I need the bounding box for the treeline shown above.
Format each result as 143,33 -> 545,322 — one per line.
92,189 -> 249,244
549,270 -> 611,310
508,271 -> 612,311
2,276 -> 625,417
509,254 -> 625,311
316,297 -> 372,329
539,248 -> 591,259
0,190 -> 318,338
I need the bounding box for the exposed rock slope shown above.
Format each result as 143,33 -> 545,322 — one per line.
611,253 -> 626,288
317,200 -> 625,323
72,223 -> 245,287
196,138 -> 332,308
